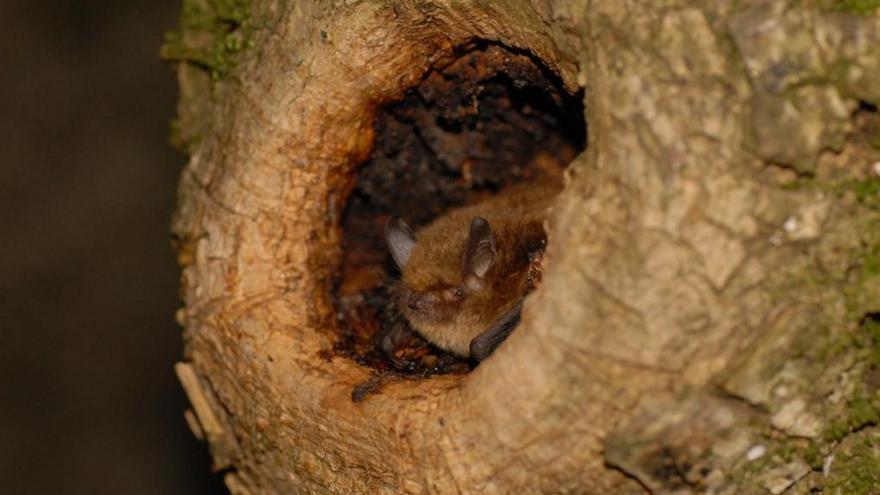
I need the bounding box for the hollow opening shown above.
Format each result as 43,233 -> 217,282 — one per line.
333,41 -> 586,377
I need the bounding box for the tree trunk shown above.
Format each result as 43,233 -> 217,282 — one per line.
164,1 -> 880,493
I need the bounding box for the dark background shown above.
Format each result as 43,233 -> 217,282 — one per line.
1,1 -> 224,493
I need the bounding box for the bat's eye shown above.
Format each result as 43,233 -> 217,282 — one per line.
445,287 -> 464,301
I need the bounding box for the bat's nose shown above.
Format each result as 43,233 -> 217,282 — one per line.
407,294 -> 423,311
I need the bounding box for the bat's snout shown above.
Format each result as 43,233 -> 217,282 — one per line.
407,294 -> 425,311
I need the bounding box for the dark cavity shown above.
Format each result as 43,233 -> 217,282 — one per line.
333,41 -> 587,378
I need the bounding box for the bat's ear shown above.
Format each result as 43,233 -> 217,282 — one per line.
385,217 -> 416,269
463,217 -> 496,290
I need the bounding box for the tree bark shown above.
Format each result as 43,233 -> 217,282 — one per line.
165,0 -> 880,493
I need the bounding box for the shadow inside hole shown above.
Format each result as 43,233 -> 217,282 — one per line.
854,100 -> 880,150
861,312 -> 880,326
334,42 -> 586,377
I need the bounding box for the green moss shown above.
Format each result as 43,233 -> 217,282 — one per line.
161,0 -> 254,153
825,0 -> 880,15
779,176 -> 880,210
780,175 -> 818,192
817,327 -> 857,361
759,174 -> 880,488
824,393 -> 880,443
160,0 -> 254,80
831,177 -> 874,197
816,315 -> 880,445
802,442 -> 824,470
825,434 -> 880,494
831,179 -> 880,283
855,180 -> 880,207
833,178 -> 880,206
865,319 -> 880,363
776,443 -> 798,462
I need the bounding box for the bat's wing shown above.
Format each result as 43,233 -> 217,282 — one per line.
469,300 -> 523,361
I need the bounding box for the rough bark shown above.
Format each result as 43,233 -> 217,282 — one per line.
165,0 -> 880,493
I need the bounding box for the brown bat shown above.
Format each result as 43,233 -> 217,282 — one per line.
382,181 -> 561,361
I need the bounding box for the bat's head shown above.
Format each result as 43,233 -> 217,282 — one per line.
384,216 -> 499,331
